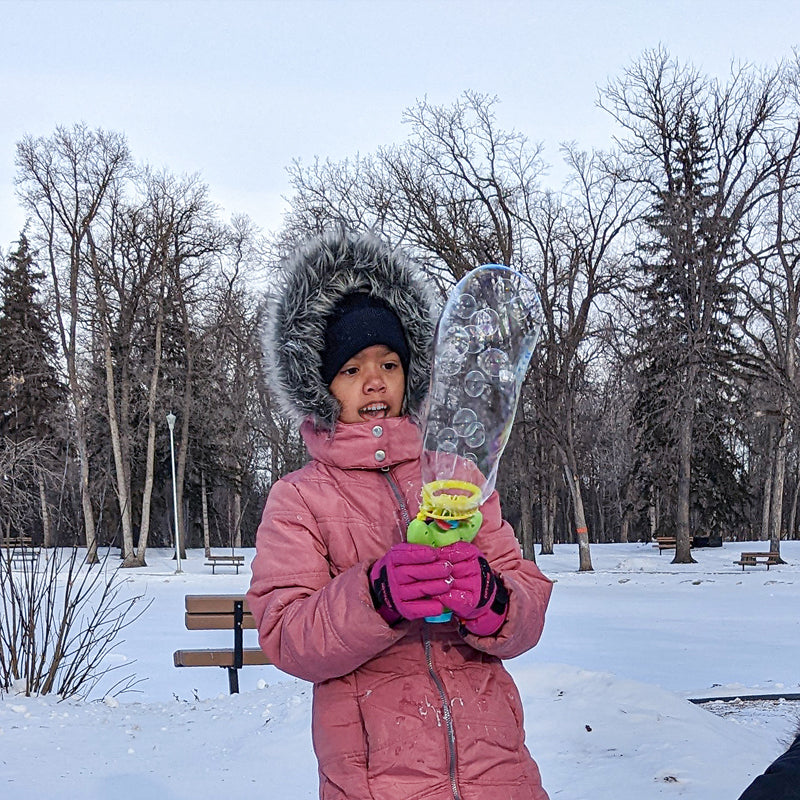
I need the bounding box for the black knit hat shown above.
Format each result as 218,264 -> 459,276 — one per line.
321,293 -> 410,386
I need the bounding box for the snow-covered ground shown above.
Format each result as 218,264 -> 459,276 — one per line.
3,541 -> 799,799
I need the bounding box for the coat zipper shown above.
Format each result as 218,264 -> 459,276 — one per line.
380,467 -> 462,800
425,629 -> 462,800
380,465 -> 412,529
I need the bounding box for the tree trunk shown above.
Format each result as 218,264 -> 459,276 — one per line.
134,300 -> 165,568
101,327 -> 135,564
201,470 -> 211,558
518,471 -> 535,561
75,433 -> 98,563
563,463 -> 593,571
620,513 -> 630,544
768,413 -> 789,558
539,456 -> 555,555
761,445 -> 773,543
673,395 -> 696,564
175,411 -> 189,558
38,471 -> 52,547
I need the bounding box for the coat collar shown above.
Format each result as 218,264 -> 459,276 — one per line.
301,416 -> 422,470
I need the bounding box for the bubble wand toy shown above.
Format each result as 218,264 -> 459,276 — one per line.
406,265 -> 543,622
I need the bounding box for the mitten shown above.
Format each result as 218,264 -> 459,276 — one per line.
436,541 -> 509,636
369,542 -> 453,625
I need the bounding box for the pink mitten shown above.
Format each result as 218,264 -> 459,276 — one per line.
369,543 -> 453,625
436,541 -> 509,636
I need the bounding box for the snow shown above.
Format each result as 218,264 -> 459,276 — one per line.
3,541 -> 799,799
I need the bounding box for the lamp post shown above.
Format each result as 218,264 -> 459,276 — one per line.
166,411 -> 182,573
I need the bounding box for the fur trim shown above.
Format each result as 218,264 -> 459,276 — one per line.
262,230 -> 436,430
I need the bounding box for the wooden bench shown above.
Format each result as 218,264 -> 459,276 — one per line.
652,536 -> 697,553
1,537 -> 38,567
173,594 -> 270,693
654,537 -> 676,552
204,553 -> 246,574
734,551 -> 782,570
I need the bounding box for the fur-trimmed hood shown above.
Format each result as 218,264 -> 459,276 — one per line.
262,230 -> 436,430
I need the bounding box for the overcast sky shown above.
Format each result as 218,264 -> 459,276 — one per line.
1,0 -> 799,251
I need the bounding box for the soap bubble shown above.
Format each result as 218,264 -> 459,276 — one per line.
477,348 -> 510,377
438,342 -> 465,376
446,325 -> 470,357
464,370 -> 487,397
464,452 -> 479,465
436,427 -> 458,449
454,293 -> 477,318
452,407 -> 479,437
471,308 -> 499,337
465,422 -> 486,448
465,324 -> 484,354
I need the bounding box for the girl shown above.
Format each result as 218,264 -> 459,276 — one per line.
247,229 -> 553,800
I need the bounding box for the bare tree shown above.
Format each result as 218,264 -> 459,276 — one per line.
15,124 -> 132,562
517,149 -> 638,570
739,84 -> 800,555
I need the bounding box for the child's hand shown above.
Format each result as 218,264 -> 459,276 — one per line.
369,543 -> 453,625
435,541 -> 509,636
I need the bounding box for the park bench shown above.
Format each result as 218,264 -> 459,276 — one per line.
654,536 -> 676,552
734,551 -> 782,571
1,536 -> 38,567
173,594 -> 270,693
204,553 -> 246,574
653,536 -> 696,553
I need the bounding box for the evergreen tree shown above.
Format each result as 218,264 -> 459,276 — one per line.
631,113 -> 747,549
0,234 -> 65,442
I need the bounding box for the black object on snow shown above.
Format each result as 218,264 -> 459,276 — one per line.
737,732 -> 800,800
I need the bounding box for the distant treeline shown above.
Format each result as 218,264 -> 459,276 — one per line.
3,48 -> 800,569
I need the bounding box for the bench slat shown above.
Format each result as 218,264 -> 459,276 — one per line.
185,613 -> 258,630
185,595 -> 254,613
173,648 -> 270,668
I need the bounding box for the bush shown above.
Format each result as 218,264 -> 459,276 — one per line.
0,544 -> 151,699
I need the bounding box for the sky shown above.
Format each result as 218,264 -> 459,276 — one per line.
1,0 -> 799,252
3,541 -> 799,799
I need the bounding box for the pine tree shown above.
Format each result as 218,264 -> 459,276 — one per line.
631,113 -> 747,553
0,234 -> 65,442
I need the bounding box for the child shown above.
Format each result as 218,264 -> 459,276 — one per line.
247,229 -> 553,800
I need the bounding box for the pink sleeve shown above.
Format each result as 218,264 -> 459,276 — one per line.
246,478 -> 407,683
460,490 -> 553,658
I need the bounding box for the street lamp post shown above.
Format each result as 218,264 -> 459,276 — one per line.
166,411 -> 183,573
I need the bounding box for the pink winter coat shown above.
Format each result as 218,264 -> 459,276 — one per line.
247,416 -> 553,800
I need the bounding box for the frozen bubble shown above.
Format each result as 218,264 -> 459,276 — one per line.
464,370 -> 487,397
477,348 -> 510,377
507,296 -> 529,323
465,324 -> 484,354
471,308 -> 499,337
438,342 -> 465,376
446,326 -> 470,357
454,293 -> 478,319
465,422 -> 486,448
452,407 -> 479,437
437,427 -> 459,449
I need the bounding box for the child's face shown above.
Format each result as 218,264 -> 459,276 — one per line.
329,344 -> 405,424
